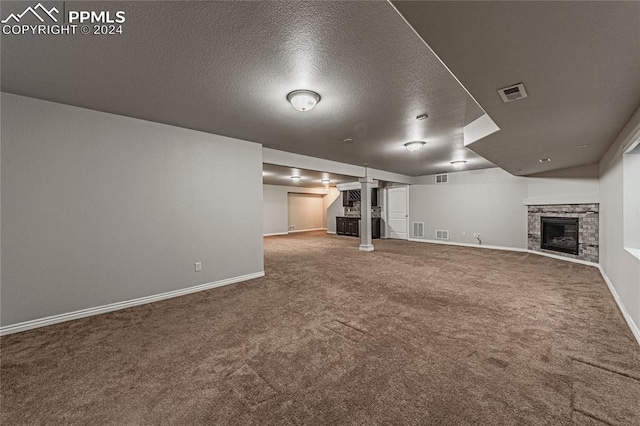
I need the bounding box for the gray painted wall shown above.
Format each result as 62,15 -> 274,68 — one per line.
599,107 -> 640,339
262,185 -> 340,235
288,193 -> 325,231
410,168 -> 529,248
1,94 -> 264,326
325,190 -> 343,234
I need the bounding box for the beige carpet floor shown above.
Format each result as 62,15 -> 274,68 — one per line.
2,231 -> 639,425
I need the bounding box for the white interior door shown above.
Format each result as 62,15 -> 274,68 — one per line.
387,186 -> 408,240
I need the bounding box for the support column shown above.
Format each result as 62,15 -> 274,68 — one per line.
359,173 -> 374,252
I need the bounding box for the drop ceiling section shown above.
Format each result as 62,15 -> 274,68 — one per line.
392,1 -> 640,175
262,164 -> 358,189
1,1 -> 493,176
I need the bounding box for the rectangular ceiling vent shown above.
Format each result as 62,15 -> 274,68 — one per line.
498,83 -> 528,103
412,222 -> 425,238
435,230 -> 449,240
435,174 -> 448,184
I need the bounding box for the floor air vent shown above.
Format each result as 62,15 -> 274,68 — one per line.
435,174 -> 448,184
498,83 -> 528,103
412,222 -> 425,238
435,230 -> 449,240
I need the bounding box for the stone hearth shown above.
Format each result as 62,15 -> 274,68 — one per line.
527,204 -> 599,263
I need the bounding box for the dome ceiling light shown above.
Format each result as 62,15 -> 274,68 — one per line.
404,141 -> 426,152
286,90 -> 321,112
450,160 -> 468,168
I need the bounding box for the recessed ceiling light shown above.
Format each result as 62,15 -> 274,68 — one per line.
291,175 -> 301,179
321,179 -> 330,183
286,90 -> 321,112
576,144 -> 590,148
416,113 -> 428,121
404,141 -> 426,152
450,160 -> 467,168
538,158 -> 551,163
343,138 -> 353,143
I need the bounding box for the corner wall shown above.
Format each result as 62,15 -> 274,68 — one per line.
409,165 -> 600,249
598,107 -> 640,342
1,94 -> 264,327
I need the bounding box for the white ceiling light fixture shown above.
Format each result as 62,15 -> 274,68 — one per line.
404,141 -> 426,152
450,160 -> 467,168
321,178 -> 330,183
286,90 -> 321,112
291,175 -> 301,179
538,158 -> 552,163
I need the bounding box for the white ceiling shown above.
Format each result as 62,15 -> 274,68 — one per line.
0,0 -> 492,176
2,1 -> 638,177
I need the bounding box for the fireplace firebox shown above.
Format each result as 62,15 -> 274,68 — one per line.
541,217 -> 579,255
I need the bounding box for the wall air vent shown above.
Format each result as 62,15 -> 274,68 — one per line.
498,83 -> 528,103
435,230 -> 449,240
435,174 -> 448,184
412,222 -> 425,238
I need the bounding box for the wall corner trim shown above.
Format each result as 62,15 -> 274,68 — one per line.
597,266 -> 640,347
0,271 -> 265,336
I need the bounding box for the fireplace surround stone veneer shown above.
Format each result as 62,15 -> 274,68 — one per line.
527,204 -> 599,263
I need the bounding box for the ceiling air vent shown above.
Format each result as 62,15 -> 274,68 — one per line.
412,222 -> 425,238
435,230 -> 449,240
435,174 -> 448,184
498,83 -> 528,103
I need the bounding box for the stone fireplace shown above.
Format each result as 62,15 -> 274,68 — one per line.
527,204 -> 599,263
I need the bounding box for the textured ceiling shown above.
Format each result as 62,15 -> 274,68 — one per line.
392,1 -> 640,176
0,1 -> 491,177
262,164 -> 357,189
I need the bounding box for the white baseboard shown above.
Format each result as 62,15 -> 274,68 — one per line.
0,271 -> 265,336
326,231 -> 336,234
288,228 -> 327,233
408,238 -> 528,253
263,232 -> 288,237
598,266 -> 640,347
528,250 -> 598,267
408,238 -> 599,267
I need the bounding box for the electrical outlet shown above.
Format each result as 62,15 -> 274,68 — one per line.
476,233 -> 481,238
194,262 -> 202,272
473,233 -> 477,237
289,225 -> 296,230
461,232 -> 466,237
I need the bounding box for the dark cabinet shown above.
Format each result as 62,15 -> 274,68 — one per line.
341,189 -> 379,207
372,218 -> 381,239
336,217 -> 380,239
347,220 -> 359,236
